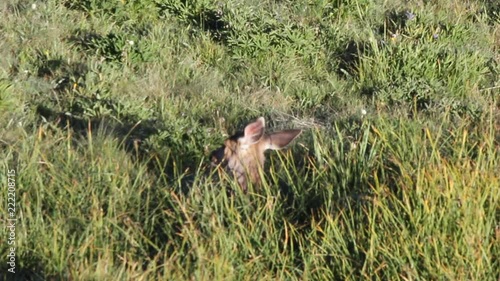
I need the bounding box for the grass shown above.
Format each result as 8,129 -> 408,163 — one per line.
0,0 -> 499,280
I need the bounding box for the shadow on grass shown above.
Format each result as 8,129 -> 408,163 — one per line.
3,268 -> 45,281
378,9 -> 415,36
2,255 -> 61,281
335,40 -> 370,78
17,49 -> 89,92
67,30 -> 131,63
478,0 -> 500,25
156,1 -> 229,43
36,104 -> 160,158
35,93 -> 210,194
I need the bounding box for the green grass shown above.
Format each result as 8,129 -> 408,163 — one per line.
0,0 -> 499,280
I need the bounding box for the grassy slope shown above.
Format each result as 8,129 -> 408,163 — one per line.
0,0 -> 499,280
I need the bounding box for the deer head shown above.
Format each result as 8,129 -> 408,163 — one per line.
210,117 -> 301,191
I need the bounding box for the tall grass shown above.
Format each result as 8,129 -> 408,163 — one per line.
1,0 -> 498,280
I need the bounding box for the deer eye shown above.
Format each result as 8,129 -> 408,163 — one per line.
210,146 -> 226,166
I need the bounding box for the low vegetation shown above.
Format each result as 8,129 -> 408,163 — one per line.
0,0 -> 498,280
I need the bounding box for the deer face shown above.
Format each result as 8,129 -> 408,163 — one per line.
210,117 -> 301,191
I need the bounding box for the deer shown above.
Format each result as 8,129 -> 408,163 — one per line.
210,117 -> 302,192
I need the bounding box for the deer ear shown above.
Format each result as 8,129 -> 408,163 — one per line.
264,129 -> 302,150
240,117 -> 265,145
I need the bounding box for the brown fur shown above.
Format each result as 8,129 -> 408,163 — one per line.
211,117 -> 301,191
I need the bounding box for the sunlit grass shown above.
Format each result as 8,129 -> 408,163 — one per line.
0,0 -> 498,280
